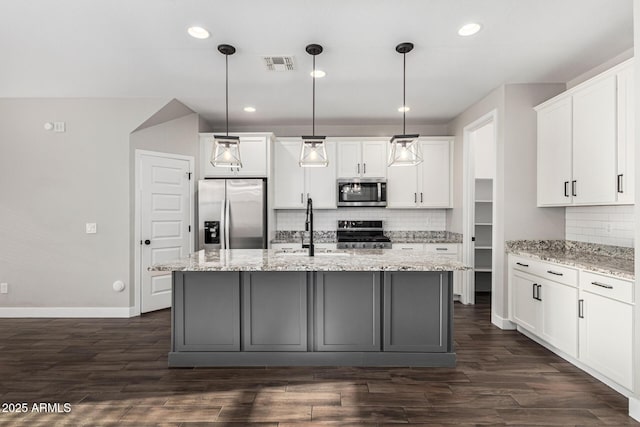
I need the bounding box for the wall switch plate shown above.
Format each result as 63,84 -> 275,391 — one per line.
85,223 -> 97,234
0,283 -> 7,294
53,122 -> 66,132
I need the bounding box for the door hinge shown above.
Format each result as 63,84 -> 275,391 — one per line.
139,240 -> 142,245
188,225 -> 191,232
187,172 -> 192,180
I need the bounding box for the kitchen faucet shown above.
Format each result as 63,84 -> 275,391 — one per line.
303,197 -> 314,256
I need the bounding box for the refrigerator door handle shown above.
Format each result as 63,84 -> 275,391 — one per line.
219,199 -> 226,249
225,199 -> 230,249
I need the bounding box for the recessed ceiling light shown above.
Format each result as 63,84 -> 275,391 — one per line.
243,106 -> 256,113
458,22 -> 482,36
398,106 -> 410,112
310,69 -> 326,78
187,26 -> 210,39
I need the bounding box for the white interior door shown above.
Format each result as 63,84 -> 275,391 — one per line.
140,153 -> 192,313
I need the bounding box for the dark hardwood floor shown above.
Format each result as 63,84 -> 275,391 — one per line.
0,299 -> 637,426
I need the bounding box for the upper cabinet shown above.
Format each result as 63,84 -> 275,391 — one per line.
336,140 -> 387,178
273,139 -> 337,209
536,59 -> 634,206
387,138 -> 453,208
200,133 -> 272,178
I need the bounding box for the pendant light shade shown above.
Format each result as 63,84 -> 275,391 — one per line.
211,44 -> 242,168
299,44 -> 328,168
388,42 -> 422,167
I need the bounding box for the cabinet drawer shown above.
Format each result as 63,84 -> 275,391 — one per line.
425,244 -> 459,255
581,271 -> 633,304
271,243 -> 302,252
392,243 -> 424,250
511,256 -> 536,273
510,257 -> 578,287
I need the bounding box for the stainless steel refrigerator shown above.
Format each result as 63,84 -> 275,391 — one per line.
197,179 -> 267,250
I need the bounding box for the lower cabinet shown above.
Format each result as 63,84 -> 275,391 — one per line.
315,272 -> 381,351
512,270 -> 541,334
383,272 -> 449,352
173,272 -> 240,351
242,272 -> 307,351
539,279 -> 578,358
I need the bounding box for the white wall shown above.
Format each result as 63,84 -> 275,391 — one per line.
276,209 -> 446,231
566,206 -> 634,247
0,98 -> 167,309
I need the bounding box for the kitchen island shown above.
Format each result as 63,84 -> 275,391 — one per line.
150,248 -> 469,367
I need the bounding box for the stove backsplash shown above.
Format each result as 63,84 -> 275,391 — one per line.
275,208 -> 447,231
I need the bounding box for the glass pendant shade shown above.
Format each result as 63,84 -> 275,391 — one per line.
388,134 -> 422,167
299,136 -> 328,167
211,135 -> 242,168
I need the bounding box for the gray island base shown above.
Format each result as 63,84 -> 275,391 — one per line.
151,249 -> 469,368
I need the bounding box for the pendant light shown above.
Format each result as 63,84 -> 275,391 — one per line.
299,44 -> 328,167
388,42 -> 422,167
211,44 -> 242,168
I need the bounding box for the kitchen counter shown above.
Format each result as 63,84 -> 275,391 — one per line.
152,249 -> 469,368
505,240 -> 634,280
150,248 -> 470,273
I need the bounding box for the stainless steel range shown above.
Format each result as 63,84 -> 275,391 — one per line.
336,220 -> 392,249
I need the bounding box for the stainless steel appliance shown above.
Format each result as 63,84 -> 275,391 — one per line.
336,220 -> 392,249
337,178 -> 387,207
198,179 -> 267,250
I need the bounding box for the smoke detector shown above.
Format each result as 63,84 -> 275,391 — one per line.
263,56 -> 295,71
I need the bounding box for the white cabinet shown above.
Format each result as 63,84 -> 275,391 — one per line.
387,138 -> 452,208
201,133 -> 270,178
539,279 -> 578,358
572,75 -> 617,205
536,98 -> 573,206
617,65 -> 635,204
273,140 -> 337,209
536,59 -> 634,206
336,140 -> 387,178
512,270 -> 541,333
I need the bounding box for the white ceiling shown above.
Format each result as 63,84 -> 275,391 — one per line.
0,0 -> 633,128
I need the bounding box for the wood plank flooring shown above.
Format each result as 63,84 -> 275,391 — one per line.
0,297 -> 637,426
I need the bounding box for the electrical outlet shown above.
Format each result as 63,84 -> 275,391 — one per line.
86,223 -> 97,234
0,283 -> 8,294
53,122 -> 66,132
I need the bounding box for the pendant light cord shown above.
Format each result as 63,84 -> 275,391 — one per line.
312,54 -> 316,136
403,52 -> 406,135
225,54 -> 229,136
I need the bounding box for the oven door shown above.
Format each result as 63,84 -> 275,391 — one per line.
337,179 -> 387,207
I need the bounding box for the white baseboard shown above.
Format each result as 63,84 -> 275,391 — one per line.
491,311 -> 516,330
630,396 -> 640,422
0,307 -> 134,318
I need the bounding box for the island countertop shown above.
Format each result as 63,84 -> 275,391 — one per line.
150,249 -> 471,272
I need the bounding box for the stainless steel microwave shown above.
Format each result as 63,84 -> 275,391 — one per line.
337,178 -> 387,207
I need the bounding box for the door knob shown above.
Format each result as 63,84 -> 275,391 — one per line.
144,240 -> 151,245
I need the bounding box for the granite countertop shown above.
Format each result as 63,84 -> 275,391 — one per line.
271,231 -> 463,245
506,240 -> 634,280
150,249 -> 471,273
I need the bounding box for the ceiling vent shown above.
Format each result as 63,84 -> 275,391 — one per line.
263,56 -> 295,71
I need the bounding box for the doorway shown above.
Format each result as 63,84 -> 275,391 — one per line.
462,111 -> 497,306
134,150 -> 194,314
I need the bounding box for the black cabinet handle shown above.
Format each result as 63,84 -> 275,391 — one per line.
547,270 -> 563,276
357,163 -> 360,174
516,262 -> 529,267
363,163 -> 367,174
536,284 -> 542,301
564,181 -> 569,197
578,299 -> 584,318
617,174 -> 624,193
436,247 -> 448,251
572,180 -> 577,197
591,281 -> 613,289
420,192 -> 423,203
532,283 -> 537,300
144,240 -> 151,245
414,193 -> 417,203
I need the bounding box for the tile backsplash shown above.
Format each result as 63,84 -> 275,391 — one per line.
275,208 -> 447,231
565,205 -> 634,248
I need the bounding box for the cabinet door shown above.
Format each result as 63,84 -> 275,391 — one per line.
512,271 -> 540,333
316,272 -> 380,351
173,272 -> 240,351
539,279 -> 578,358
305,141 -> 337,209
579,291 -> 633,390
236,136 -> 268,177
537,98 -> 573,206
386,163 -> 418,208
419,140 -> 451,207
242,272 -> 307,351
274,140 -> 305,209
201,135 -> 231,177
383,272 -> 449,352
361,141 -> 387,178
572,75 -> 617,204
336,141 -> 362,177
616,65 -> 635,204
